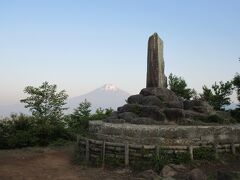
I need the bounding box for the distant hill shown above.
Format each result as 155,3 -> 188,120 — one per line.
67,84 -> 130,113
0,84 -> 130,117
0,104 -> 29,117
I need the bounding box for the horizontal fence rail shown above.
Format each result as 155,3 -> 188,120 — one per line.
77,136 -> 240,167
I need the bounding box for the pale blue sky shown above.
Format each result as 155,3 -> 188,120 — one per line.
0,0 -> 239,105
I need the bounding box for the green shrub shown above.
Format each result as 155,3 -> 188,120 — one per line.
206,114 -> 224,124
230,109 -> 240,122
90,108 -> 113,120
236,146 -> 240,154
7,130 -> 36,148
153,151 -> 168,172
89,156 -> 102,167
49,138 -> 71,147
193,147 -> 216,160
0,114 -> 37,149
105,156 -> 124,168
198,114 -> 232,124
153,149 -> 191,172
172,152 -> 191,164
66,102 -> 113,136
131,159 -> 154,171
71,144 -> 87,165
0,114 -> 74,149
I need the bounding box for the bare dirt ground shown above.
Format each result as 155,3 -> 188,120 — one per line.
0,145 -> 139,180
1,145 -> 240,180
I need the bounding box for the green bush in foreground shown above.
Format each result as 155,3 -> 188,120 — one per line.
0,114 -> 74,149
230,108 -> 240,122
66,99 -> 113,136
153,150 -> 191,172
193,147 -> 216,161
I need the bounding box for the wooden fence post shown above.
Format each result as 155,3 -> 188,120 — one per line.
188,145 -> 193,160
86,139 -> 89,163
231,143 -> 236,155
214,143 -> 218,159
102,140 -> 106,167
76,135 -> 80,144
125,143 -> 129,167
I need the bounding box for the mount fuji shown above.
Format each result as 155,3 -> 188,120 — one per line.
67,84 -> 130,113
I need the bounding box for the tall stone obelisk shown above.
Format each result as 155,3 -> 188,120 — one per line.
146,33 -> 167,88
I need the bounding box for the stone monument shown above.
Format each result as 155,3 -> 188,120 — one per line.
79,33 -> 240,168
147,33 -> 167,88
100,33 -> 215,125
87,33 -> 238,146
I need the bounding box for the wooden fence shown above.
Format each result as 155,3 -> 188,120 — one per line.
77,136 -> 240,167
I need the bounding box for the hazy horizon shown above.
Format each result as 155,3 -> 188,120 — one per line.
1,0 -> 240,105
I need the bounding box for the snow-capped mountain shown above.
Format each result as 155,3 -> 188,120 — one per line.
0,84 -> 130,117
67,84 -> 130,113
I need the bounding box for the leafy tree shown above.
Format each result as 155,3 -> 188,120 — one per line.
91,107 -> 114,120
20,81 -> 68,123
19,82 -> 72,146
231,73 -> 240,121
168,73 -> 196,100
68,99 -> 92,135
67,100 -> 114,135
201,81 -> 234,110
105,108 -> 114,116
233,73 -> 240,104
71,99 -> 91,120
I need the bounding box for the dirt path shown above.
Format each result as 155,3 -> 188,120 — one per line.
2,146 -> 240,180
0,146 -> 138,180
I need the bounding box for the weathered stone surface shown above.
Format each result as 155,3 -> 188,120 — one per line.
184,110 -> 208,121
118,112 -> 138,121
118,104 -> 165,121
117,104 -> 142,114
169,164 -> 187,173
183,100 -> 213,114
137,169 -> 160,180
140,106 -> 166,121
129,117 -> 161,125
89,121 -> 240,145
160,165 -> 177,177
140,87 -> 179,102
127,94 -> 164,107
164,101 -> 183,109
142,95 -> 164,107
163,108 -> 184,121
127,94 -> 144,104
146,33 -> 167,88
104,118 -> 125,124
187,168 -> 207,180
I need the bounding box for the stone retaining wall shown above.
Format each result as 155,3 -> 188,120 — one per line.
89,121 -> 240,145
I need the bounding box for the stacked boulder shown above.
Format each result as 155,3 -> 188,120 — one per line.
104,87 -> 214,125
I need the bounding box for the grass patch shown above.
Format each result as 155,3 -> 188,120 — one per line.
193,147 -> 216,161
152,149 -> 191,173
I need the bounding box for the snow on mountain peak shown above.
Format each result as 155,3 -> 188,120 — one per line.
101,84 -> 119,91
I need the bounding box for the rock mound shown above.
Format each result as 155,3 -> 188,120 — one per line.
102,87 -> 223,125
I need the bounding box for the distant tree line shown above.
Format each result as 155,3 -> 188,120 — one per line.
1,70 -> 240,149
168,73 -> 240,120
0,82 -> 112,149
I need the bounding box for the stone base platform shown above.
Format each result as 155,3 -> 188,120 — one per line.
89,121 -> 240,146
